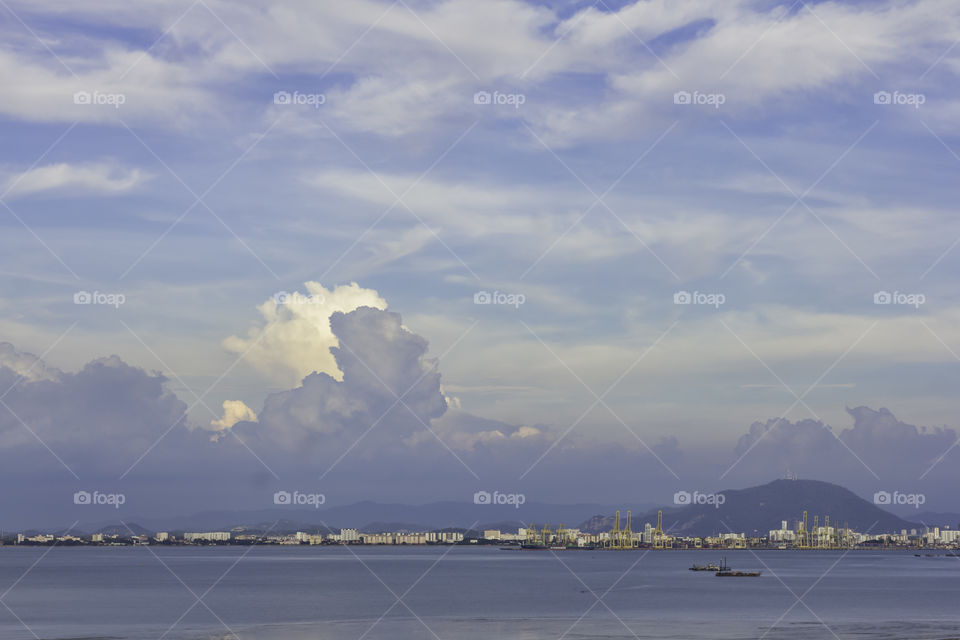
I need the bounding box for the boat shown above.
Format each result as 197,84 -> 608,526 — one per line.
713,557 -> 761,576
689,562 -> 723,571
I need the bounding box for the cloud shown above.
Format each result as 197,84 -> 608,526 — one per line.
0,342 -> 62,383
222,282 -> 387,387
9,0 -> 951,140
0,348 -> 188,474
5,327 -> 960,525
527,1 -> 958,145
210,399 -> 257,433
241,306 -> 447,451
3,161 -> 147,198
730,406 -> 958,486
422,407 -> 545,450
0,46 -> 214,126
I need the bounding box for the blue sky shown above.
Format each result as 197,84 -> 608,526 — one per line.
2,0 -> 960,525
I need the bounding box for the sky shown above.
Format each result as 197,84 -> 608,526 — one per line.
2,0 -> 960,529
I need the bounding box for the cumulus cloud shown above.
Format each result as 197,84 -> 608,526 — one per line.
6,326 -> 960,524
0,342 -> 62,383
731,406 -> 958,486
210,399 -> 258,433
240,306 -> 446,451
223,282 -> 387,387
0,348 -> 188,474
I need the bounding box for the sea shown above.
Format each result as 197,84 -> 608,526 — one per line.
1,546 -> 958,640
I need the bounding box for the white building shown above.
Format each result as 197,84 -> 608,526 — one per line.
184,531 -> 231,542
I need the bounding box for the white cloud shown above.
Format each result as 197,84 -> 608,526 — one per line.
4,0 -> 957,143
210,399 -> 257,432
4,161 -> 147,198
0,342 -> 62,383
0,47 -> 215,126
222,281 -> 387,387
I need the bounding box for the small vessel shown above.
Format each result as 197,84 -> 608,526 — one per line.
714,557 -> 761,577
689,562 -> 723,571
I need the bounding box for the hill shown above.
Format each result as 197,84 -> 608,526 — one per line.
579,479 -> 919,537
914,512 -> 960,528
62,500 -> 653,537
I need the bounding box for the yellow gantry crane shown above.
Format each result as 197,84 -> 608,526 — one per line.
606,509 -> 639,549
796,510 -> 810,549
541,523 -> 552,547
653,510 -> 669,549
623,510 -> 635,549
608,510 -> 623,549
794,511 -> 853,549
525,523 -> 539,545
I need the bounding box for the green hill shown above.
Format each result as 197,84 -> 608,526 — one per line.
580,479 -> 920,537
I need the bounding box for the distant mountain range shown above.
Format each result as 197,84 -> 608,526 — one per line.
18,480 -> 946,538
52,500 -> 654,537
578,479 -> 921,536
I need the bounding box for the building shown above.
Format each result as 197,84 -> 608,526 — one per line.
20,534 -> 54,544
482,529 -> 501,540
155,532 -> 170,542
57,534 -> 84,543
768,521 -> 797,543
184,531 -> 231,542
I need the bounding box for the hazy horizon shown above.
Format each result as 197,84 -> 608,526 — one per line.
2,0 -> 960,535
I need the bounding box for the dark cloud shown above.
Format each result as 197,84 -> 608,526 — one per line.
0,351 -> 188,474
732,407 -> 957,480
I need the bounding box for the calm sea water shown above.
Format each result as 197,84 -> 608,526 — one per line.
1,546 -> 958,640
